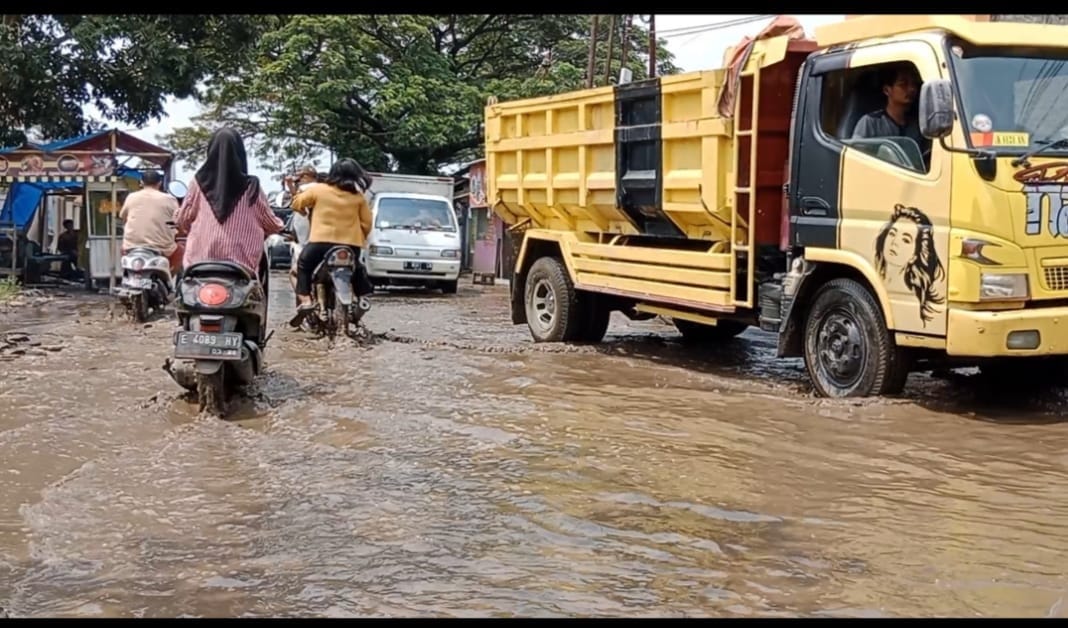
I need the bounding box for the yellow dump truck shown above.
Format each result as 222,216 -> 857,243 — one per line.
484,15 -> 1068,397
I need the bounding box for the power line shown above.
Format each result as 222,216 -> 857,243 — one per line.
658,14 -> 775,34
658,15 -> 775,38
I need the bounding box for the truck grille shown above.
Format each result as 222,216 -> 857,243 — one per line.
1043,265 -> 1068,291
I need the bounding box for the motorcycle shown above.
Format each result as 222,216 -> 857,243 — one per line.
163,243 -> 272,416
298,244 -> 371,340
113,180 -> 188,322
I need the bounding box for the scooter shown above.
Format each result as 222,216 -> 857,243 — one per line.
294,244 -> 370,340
115,247 -> 173,322
164,238 -> 273,416
112,180 -> 188,322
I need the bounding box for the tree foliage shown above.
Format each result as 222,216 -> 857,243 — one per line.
0,14 -> 273,147
162,15 -> 678,176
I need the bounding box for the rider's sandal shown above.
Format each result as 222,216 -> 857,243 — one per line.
288,303 -> 315,328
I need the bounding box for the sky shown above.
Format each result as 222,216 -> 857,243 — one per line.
125,14 -> 844,193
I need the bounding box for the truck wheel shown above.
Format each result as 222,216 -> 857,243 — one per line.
524,256 -> 582,342
673,318 -> 748,344
803,278 -> 907,398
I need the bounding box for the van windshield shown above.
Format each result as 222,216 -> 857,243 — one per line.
374,197 -> 457,232
947,39 -> 1068,153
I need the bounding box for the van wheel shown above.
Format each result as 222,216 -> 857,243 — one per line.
673,318 -> 748,344
803,278 -> 907,398
524,256 -> 582,342
440,280 -> 458,294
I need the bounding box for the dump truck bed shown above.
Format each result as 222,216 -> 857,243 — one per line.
485,35 -> 817,249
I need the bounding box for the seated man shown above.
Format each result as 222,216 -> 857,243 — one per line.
852,63 -> 931,163
119,169 -> 182,273
55,219 -> 81,279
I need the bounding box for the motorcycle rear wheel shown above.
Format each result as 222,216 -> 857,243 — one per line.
197,369 -> 227,416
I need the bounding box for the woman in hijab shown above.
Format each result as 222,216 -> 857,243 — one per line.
286,157 -> 375,325
175,127 -> 284,276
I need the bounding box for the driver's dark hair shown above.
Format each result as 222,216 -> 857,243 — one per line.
324,158 -> 373,195
879,62 -> 918,89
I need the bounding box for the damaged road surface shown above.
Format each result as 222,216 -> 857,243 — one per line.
1,273 -> 1067,618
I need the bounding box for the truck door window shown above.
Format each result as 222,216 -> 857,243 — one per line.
817,60 -> 931,174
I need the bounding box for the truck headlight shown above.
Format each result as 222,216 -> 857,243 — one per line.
370,245 -> 393,256
440,249 -> 459,258
980,273 -> 1029,300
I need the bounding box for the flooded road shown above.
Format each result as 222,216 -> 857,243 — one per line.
1,274 -> 1067,617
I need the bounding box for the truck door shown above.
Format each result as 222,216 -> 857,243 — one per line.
790,40 -> 952,338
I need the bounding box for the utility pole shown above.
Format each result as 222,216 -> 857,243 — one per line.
603,15 -> 617,85
647,14 -> 657,79
620,15 -> 631,76
586,15 -> 600,89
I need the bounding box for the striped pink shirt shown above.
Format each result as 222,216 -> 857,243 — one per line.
175,179 -> 283,274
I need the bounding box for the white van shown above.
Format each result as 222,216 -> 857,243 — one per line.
363,173 -> 460,294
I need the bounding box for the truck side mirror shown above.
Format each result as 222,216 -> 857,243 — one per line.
919,79 -> 955,140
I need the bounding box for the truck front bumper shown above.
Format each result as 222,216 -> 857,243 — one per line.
946,306 -> 1068,357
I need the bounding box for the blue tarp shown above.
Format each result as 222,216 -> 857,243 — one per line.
0,130 -> 109,155
0,165 -> 142,229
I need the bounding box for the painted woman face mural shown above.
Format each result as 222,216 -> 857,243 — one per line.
874,204 -> 946,326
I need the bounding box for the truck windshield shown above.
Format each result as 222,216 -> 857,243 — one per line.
948,40 -> 1068,154
374,197 -> 457,231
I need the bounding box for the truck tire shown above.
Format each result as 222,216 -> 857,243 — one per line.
673,318 -> 748,344
524,256 -> 583,342
803,278 -> 908,398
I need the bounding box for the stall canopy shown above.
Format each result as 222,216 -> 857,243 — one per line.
0,129 -> 173,228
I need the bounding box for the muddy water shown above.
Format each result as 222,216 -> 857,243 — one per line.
1,276 -> 1067,617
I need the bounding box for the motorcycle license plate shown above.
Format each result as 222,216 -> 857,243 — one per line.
174,331 -> 243,361
123,276 -> 152,288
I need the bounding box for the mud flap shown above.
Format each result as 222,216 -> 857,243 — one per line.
195,359 -> 224,375
331,269 -> 354,306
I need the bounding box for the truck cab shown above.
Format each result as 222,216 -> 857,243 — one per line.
485,15 -> 1068,397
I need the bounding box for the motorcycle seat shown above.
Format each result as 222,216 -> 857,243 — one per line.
184,261 -> 255,281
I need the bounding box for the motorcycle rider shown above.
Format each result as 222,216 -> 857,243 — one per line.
175,128 -> 283,276
287,157 -> 374,326
284,164 -> 318,296
119,169 -> 182,273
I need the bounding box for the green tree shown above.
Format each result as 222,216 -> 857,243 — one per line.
162,15 -> 677,176
0,14 -> 276,147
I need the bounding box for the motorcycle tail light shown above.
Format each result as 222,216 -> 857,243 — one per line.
197,283 -> 230,306
328,248 -> 353,265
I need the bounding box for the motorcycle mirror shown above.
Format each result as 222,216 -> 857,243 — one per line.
167,181 -> 188,198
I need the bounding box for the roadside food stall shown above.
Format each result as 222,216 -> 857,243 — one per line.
0,129 -> 175,289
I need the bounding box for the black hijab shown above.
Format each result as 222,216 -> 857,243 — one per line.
194,128 -> 260,224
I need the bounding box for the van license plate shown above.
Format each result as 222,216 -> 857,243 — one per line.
404,261 -> 433,272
